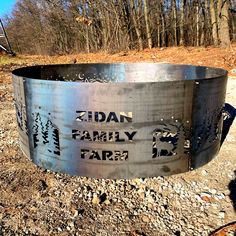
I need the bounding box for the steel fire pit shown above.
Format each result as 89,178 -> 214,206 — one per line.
12,63 -> 228,179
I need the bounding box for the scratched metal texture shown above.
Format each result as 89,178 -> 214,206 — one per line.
12,64 -> 228,179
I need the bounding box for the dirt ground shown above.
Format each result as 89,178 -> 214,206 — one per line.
0,45 -> 236,236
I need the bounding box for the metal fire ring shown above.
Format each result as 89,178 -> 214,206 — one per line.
12,63 -> 228,179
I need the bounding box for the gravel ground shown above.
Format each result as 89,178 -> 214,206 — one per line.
0,63 -> 235,236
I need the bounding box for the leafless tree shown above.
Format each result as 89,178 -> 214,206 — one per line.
4,0 -> 234,55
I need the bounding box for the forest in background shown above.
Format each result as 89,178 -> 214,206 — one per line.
1,0 -> 236,55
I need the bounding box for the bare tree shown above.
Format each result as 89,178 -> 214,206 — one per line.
210,0 -> 219,45
129,0 -> 143,50
172,0 -> 178,46
4,0 -> 235,54
196,1 -> 200,46
218,0 -> 231,47
143,0 -> 152,48
179,0 -> 185,46
229,0 -> 236,41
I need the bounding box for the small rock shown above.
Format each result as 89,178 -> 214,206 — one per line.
142,215 -> 150,223
219,211 -> 225,218
223,189 -> 230,196
92,196 -> 100,205
201,170 -> 208,176
72,209 -> 78,218
201,195 -> 213,203
104,199 -> 110,205
138,190 -> 145,199
230,68 -> 236,74
200,192 -> 212,198
195,194 -> 202,202
215,193 -> 225,200
147,196 -> 154,203
209,189 -> 217,195
68,222 -> 74,229
200,192 -> 212,202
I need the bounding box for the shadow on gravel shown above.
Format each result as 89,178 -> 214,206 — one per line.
229,171 -> 236,212
221,103 -> 236,145
221,103 -> 236,211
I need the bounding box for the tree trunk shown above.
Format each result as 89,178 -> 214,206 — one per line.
161,14 -> 165,47
210,0 -> 219,45
218,0 -> 231,47
157,21 -> 160,47
200,1 -> 206,46
86,26 -> 90,53
129,0 -> 143,50
196,1 -> 200,46
172,0 -> 178,46
232,15 -> 236,41
204,0 -> 212,46
230,0 -> 236,41
180,0 -> 185,46
122,0 -> 132,49
143,0 -> 152,49
160,1 -> 166,47
156,2 -> 161,47
82,1 -> 90,53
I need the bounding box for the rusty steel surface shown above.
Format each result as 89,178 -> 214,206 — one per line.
12,63 -> 228,179
210,221 -> 236,236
